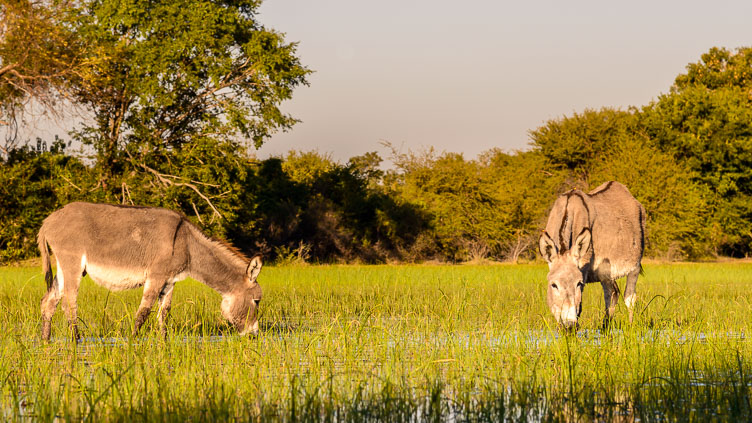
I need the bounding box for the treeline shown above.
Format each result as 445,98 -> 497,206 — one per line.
0,127 -> 714,264
5,50 -> 752,265
0,143 -> 423,263
1,0 -> 751,263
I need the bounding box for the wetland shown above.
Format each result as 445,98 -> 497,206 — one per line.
1,263 -> 751,421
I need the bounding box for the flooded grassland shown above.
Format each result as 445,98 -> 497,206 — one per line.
1,263 -> 751,421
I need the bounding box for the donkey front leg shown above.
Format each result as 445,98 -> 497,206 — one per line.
40,276 -> 62,341
133,279 -> 165,335
601,279 -> 620,329
624,268 -> 640,323
60,268 -> 83,342
50,254 -> 84,341
157,283 -> 175,337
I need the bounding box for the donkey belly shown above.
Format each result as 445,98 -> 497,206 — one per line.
592,256 -> 638,282
85,260 -> 147,291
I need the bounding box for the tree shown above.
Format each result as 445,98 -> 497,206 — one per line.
479,149 -> 566,261
528,106 -> 713,259
528,108 -> 639,184
641,47 -> 752,255
674,46 -> 752,91
587,136 -> 711,259
388,147 -> 507,261
0,0 -> 310,255
0,0 -> 82,154
267,150 -> 425,262
0,137 -> 89,263
37,0 -> 308,198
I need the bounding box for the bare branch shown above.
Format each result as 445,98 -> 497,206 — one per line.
132,157 -> 225,221
121,181 -> 134,205
190,201 -> 204,225
59,174 -> 83,192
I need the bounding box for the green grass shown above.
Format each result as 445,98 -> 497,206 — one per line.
1,263 -> 751,421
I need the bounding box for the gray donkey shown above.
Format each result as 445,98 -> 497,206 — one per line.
37,202 -> 262,340
539,181 -> 646,329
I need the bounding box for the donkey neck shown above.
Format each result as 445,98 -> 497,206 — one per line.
185,228 -> 248,296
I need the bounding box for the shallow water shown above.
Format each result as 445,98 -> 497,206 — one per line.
15,327 -> 749,421
58,327 -> 747,351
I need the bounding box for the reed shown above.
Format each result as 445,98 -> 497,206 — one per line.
1,263 -> 751,421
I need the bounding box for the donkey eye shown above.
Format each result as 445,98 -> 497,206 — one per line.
550,283 -> 558,290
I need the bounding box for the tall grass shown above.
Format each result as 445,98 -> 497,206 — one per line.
1,263 -> 751,421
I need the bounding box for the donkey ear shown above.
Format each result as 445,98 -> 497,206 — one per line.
246,255 -> 262,283
538,232 -> 557,263
573,227 -> 592,261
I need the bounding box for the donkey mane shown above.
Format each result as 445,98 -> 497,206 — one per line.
556,190 -> 591,253
178,216 -> 252,264
105,204 -> 155,210
588,181 -> 614,196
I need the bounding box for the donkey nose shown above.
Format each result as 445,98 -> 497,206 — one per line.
560,318 -> 577,329
560,305 -> 578,328
248,320 -> 259,336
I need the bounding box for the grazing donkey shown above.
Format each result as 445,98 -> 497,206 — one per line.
539,181 -> 646,329
37,202 -> 262,341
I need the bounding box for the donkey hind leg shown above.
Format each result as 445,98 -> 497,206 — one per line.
157,283 -> 175,337
624,268 -> 640,323
133,279 -> 166,335
601,279 -> 620,329
41,275 -> 63,341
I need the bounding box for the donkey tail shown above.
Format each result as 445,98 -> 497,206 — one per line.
38,229 -> 53,291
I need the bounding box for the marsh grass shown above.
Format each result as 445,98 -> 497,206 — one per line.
1,263 -> 751,421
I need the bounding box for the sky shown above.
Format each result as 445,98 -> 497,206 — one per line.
12,0 -> 752,163
252,0 -> 752,162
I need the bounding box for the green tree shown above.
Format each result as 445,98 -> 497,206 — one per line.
348,151 -> 384,188
480,149 -> 566,261
674,46 -> 752,90
390,148 -> 506,261
588,136 -> 711,259
271,150 -> 425,262
0,0 -> 310,238
529,108 -> 639,184
529,106 -> 713,259
641,47 -> 752,255
64,0 -> 309,198
282,151 -> 336,185
0,0 -> 82,152
0,137 -> 89,263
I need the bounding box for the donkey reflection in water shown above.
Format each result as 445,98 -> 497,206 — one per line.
37,202 -> 263,341
539,181 -> 646,330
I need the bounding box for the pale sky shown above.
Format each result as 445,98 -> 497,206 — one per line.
12,1 -> 752,163
254,0 -> 752,162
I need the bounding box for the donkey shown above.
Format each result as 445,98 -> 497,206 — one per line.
538,181 -> 646,329
37,202 -> 263,341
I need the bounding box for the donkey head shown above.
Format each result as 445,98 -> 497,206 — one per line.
539,228 -> 592,329
221,255 -> 263,336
